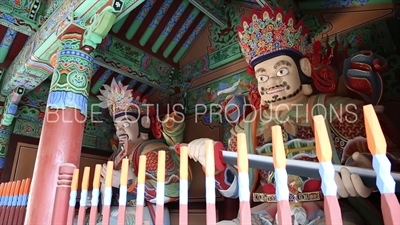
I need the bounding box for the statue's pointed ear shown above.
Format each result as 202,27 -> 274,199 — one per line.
300,58 -> 312,77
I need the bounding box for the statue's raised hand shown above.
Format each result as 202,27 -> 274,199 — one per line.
335,152 -> 375,198
176,138 -> 226,172
187,138 -> 213,167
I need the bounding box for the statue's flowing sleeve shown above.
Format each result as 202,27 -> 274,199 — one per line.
213,112 -> 259,199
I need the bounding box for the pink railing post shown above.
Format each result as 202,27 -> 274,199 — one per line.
236,133 -> 252,225
314,115 -> 343,224
117,159 -> 129,225
0,182 -> 11,223
12,179 -> 25,225
77,167 -> 91,225
179,146 -> 189,225
271,126 -> 292,224
155,151 -> 166,225
3,181 -> 15,224
135,155 -> 147,225
363,105 -> 400,224
205,140 -> 217,225
16,178 -> 30,225
89,164 -> 102,225
102,161 -> 114,225
6,180 -> 21,225
51,163 -> 77,225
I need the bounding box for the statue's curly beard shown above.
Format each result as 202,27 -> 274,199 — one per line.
262,85 -> 302,104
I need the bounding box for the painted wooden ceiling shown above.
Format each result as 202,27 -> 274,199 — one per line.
110,0 -> 210,68
0,23 -> 156,98
0,0 -> 227,99
0,0 -> 398,100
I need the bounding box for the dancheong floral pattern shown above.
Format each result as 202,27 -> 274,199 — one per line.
237,6 -> 309,66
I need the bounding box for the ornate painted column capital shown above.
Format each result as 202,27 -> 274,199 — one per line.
47,32 -> 94,117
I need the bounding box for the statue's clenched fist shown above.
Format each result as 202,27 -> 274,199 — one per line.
335,152 -> 375,198
186,138 -> 216,167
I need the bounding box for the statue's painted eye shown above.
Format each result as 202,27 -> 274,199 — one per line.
257,75 -> 269,83
276,68 -> 289,77
123,122 -> 130,128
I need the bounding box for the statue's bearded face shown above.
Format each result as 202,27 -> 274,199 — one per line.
254,55 -> 302,105
114,114 -> 141,143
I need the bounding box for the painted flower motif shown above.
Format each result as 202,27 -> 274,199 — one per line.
97,79 -> 133,110
238,6 -> 309,66
274,34 -> 282,41
253,23 -> 260,30
266,36 -> 273,43
266,43 -> 273,51
261,28 -> 269,35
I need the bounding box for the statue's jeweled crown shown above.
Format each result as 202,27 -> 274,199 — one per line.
237,6 -> 309,68
98,79 -> 149,118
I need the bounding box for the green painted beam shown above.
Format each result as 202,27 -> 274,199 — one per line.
0,3 -> 37,35
126,0 -> 157,40
163,7 -> 200,58
173,15 -> 209,63
93,54 -> 175,94
152,0 -> 190,53
139,0 -> 174,46
112,14 -> 129,33
0,28 -> 17,63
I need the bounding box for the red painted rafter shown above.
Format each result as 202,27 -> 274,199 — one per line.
169,13 -> 204,61
132,0 -> 165,41
145,0 -> 182,49
157,4 -> 195,60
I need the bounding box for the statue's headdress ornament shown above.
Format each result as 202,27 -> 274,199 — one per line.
237,6 -> 309,68
98,79 -> 149,118
98,78 -> 163,139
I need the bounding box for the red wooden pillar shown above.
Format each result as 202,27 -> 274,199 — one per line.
51,163 -> 77,224
24,31 -> 94,225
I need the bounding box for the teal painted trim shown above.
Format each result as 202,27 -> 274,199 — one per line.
74,0 -> 98,17
115,0 -> 146,22
188,0 -> 226,27
151,0 -> 190,53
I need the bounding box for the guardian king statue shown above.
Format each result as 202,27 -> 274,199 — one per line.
176,5 -> 400,225
97,79 -> 188,225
